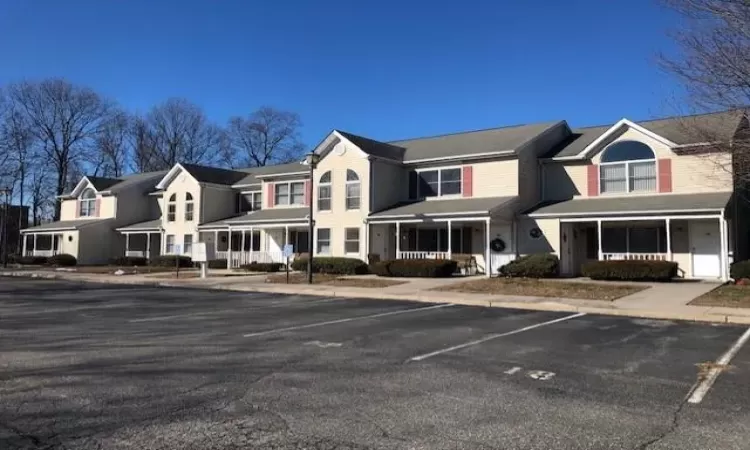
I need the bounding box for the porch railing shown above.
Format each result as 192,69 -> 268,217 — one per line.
602,253 -> 669,261
26,249 -> 58,257
126,250 -> 147,258
397,251 -> 451,260
216,251 -> 294,268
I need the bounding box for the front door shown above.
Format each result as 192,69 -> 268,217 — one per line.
690,221 -> 721,278
560,222 -> 574,276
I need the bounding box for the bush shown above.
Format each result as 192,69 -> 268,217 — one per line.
581,260 -> 678,282
109,256 -> 148,266
290,257 -> 368,275
378,259 -> 458,278
730,260 -> 750,280
148,255 -> 193,268
241,262 -> 282,272
207,259 -> 227,269
369,260 -> 392,277
17,255 -> 48,265
499,254 -> 559,278
46,253 -> 77,267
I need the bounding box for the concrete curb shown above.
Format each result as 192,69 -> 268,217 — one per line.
3,270 -> 750,325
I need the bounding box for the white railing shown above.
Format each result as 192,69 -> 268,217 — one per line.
26,249 -> 58,257
602,253 -> 668,261
397,251 -> 451,260
216,251 -> 295,268
126,250 -> 146,258
491,253 -> 517,269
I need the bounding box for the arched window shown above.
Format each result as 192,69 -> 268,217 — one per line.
318,171 -> 331,211
79,188 -> 96,217
345,170 -> 360,210
600,141 -> 656,193
185,192 -> 194,221
167,193 -> 177,222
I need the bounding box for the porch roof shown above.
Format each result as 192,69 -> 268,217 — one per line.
526,191 -> 732,218
199,208 -> 308,228
116,219 -> 162,232
369,196 -> 517,220
21,218 -> 110,233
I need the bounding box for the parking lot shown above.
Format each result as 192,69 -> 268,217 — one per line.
1,278 -> 749,450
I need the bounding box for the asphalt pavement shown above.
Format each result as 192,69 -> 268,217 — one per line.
1,278 -> 749,450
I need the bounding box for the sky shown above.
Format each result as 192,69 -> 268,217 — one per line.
0,0 -> 686,147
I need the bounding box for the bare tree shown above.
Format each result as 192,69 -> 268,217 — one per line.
7,79 -> 113,219
93,110 -> 130,177
225,107 -> 305,168
139,98 -> 225,171
128,115 -> 157,173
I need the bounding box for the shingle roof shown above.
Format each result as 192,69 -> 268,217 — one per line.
116,219 -> 162,231
526,192 -> 732,217
86,176 -> 122,191
546,110 -> 746,158
336,131 -> 406,161
21,219 -> 110,232
232,162 -> 307,186
180,163 -> 248,185
369,196 -> 517,218
199,208 -> 308,228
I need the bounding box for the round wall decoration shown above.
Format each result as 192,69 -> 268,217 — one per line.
68,236 -> 73,242
529,228 -> 542,240
334,145 -> 346,156
490,238 -> 506,253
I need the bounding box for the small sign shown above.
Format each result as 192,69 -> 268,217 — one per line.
283,244 -> 294,258
173,244 -> 181,255
192,242 -> 208,262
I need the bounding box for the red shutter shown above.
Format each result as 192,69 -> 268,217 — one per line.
304,180 -> 311,206
94,198 -> 101,217
75,200 -> 80,218
462,166 -> 473,197
658,159 -> 672,193
267,184 -> 275,208
587,164 -> 599,197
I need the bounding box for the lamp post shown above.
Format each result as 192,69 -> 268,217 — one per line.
304,152 -> 320,284
0,188 -> 10,268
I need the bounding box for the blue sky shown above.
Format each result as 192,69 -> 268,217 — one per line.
0,0 -> 684,146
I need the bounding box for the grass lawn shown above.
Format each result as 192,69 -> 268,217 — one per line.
265,273 -> 406,288
690,284 -> 750,308
12,265 -> 190,275
441,277 -> 647,301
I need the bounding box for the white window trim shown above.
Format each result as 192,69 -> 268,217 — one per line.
183,234 -> 193,254
274,181 -> 306,207
599,157 -> 658,195
415,166 -> 463,199
316,228 -> 331,255
185,194 -> 194,222
344,227 -> 360,255
345,172 -> 361,211
167,194 -> 177,222
79,189 -> 96,217
318,174 -> 332,212
165,234 -> 175,254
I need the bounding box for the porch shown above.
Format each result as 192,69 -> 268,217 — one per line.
22,233 -> 61,257
116,219 -> 162,260
206,226 -> 310,268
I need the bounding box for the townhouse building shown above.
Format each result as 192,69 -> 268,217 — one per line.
21,110 -> 748,280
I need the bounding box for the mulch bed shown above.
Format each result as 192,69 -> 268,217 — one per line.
440,277 -> 647,301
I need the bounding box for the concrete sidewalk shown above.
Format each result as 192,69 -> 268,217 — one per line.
2,269 -> 748,325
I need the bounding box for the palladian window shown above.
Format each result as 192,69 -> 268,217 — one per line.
599,141 -> 656,194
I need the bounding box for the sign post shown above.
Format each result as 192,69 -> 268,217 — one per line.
191,242 -> 213,279
173,244 -> 182,278
283,244 -> 294,284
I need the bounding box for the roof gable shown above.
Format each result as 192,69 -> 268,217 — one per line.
156,163 -> 248,189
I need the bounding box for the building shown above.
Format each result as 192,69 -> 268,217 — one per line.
1,204 -> 30,257
20,110 -> 748,280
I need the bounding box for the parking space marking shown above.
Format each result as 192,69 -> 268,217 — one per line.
687,326 -> 750,404
243,303 -> 455,338
408,312 -> 586,362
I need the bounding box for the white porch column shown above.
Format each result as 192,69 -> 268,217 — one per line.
33,234 -> 37,255
125,233 -> 130,255
285,225 -> 289,249
395,222 -> 401,259
485,218 -> 491,278
227,227 -> 233,269
249,227 -> 254,261
447,220 -> 452,259
214,230 -> 218,253
665,218 -> 672,262
597,219 -> 603,260
241,230 -> 246,265
146,233 -> 151,259
720,216 -> 728,281
22,234 -> 27,256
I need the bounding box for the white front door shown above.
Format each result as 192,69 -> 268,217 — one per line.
266,230 -> 283,254
560,222 -> 574,276
690,221 -> 721,278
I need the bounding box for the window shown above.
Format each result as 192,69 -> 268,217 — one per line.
185,192 -> 194,221
318,171 -> 331,211
166,234 -> 175,253
417,168 -> 462,197
238,192 -> 263,212
167,193 -> 176,222
183,234 -> 193,254
600,141 -> 656,194
274,182 -> 305,206
345,228 -> 360,254
345,170 -> 360,210
79,188 -> 96,217
317,228 -> 331,254
601,225 -> 667,254
251,192 -> 262,211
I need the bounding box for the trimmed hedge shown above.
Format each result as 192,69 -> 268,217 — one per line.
373,259 -> 458,278
581,260 -> 678,282
17,255 -> 48,265
290,257 -> 368,275
499,254 -> 559,278
241,262 -> 282,272
208,259 -> 227,269
109,256 -> 148,266
730,260 -> 750,280
46,253 -> 77,267
148,255 -> 193,268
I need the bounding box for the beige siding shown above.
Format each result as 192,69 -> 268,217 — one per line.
670,219 -> 691,278
517,217 -> 560,255
542,163 -> 587,200
202,185 -> 235,224
161,171 -> 201,251
671,153 -> 732,193
312,141 -> 370,260
517,150 -> 539,209
98,197 -> 116,218
60,199 -> 78,221
371,159 -> 406,212
472,159 -> 519,197
60,231 -> 78,257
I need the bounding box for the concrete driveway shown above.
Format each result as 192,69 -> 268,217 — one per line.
1,278 -> 749,449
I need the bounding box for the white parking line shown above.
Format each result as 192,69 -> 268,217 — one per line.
243,303 -> 455,338
409,312 -> 586,362
687,326 -> 750,404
